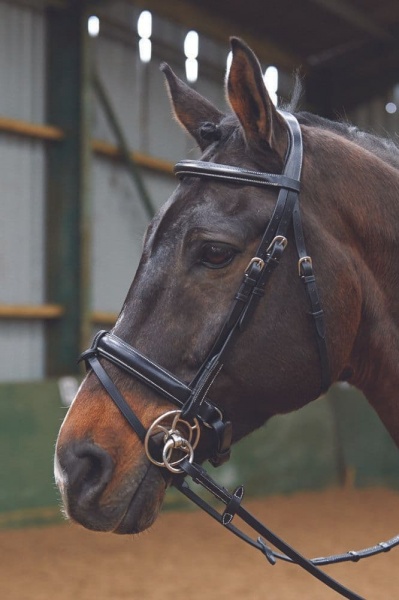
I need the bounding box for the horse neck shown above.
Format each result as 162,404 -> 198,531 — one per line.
336,150 -> 399,309
308,128 -> 399,445
306,128 -> 399,297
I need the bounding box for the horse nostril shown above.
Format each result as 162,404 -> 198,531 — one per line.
58,440 -> 114,506
82,453 -> 102,485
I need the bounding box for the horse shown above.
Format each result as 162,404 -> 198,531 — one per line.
54,37 -> 399,541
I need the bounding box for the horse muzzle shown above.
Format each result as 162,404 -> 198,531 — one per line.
54,438 -> 167,534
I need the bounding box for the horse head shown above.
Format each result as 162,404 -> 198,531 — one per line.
54,38 -> 366,534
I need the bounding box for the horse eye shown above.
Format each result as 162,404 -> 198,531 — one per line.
200,243 -> 237,269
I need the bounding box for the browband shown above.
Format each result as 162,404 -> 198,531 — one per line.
174,159 -> 301,192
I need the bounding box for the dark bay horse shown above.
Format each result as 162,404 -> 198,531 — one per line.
54,38 -> 399,536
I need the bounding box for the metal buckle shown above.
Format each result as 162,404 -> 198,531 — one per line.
245,256 -> 265,273
202,404 -> 224,429
298,255 -> 312,276
144,410 -> 200,473
266,235 -> 288,254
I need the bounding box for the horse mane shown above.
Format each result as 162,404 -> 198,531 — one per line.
295,111 -> 399,170
278,76 -> 399,170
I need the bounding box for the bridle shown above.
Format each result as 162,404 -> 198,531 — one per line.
81,111 -> 399,600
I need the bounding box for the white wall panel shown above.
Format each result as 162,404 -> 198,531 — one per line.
90,2 -> 228,318
0,134 -> 46,381
0,1 -> 45,123
91,156 -> 176,313
0,321 -> 44,381
0,0 -> 46,381
0,135 -> 45,305
3,0 -> 395,383
92,35 -> 140,150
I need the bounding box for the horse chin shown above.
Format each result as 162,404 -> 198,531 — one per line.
113,464 -> 168,534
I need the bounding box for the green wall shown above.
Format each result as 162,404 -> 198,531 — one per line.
0,380 -> 65,528
226,385 -> 399,494
0,381 -> 398,528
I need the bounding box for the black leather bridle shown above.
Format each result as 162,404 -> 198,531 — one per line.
81,112 -> 398,600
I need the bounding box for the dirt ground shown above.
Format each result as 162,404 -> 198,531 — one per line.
1,487 -> 398,600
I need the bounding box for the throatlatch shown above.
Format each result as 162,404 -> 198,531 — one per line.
81,111 -> 398,600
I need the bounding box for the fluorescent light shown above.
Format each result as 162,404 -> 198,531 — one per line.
385,102 -> 397,114
139,38 -> 152,63
185,58 -> 198,83
137,11 -> 152,39
264,66 -> 278,106
184,30 -> 199,59
88,15 -> 100,38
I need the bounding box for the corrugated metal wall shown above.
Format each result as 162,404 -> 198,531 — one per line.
0,1 -> 45,123
90,2 -> 228,315
91,158 -> 163,313
0,0 -> 398,382
0,1 -> 46,380
0,0 -> 231,380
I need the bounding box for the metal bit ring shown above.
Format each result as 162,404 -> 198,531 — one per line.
144,409 -> 200,473
162,435 -> 194,473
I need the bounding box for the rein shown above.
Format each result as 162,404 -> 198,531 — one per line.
81,111 -> 397,600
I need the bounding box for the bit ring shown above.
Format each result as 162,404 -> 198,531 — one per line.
144,410 -> 200,473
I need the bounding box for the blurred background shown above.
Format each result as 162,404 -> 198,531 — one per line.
1,0 -> 399,532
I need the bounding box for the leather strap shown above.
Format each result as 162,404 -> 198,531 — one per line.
187,111 -> 330,395
292,199 -> 330,391
176,458 -> 399,568
88,354 -> 147,442
174,160 -> 301,191
176,460 -> 369,600
81,331 -> 192,406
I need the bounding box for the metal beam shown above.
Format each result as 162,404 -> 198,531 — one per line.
307,34 -> 399,114
307,0 -> 395,42
92,70 -> 156,219
128,0 -> 301,72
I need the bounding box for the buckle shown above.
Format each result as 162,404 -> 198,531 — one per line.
266,235 -> 288,254
298,256 -> 312,276
245,256 -> 265,273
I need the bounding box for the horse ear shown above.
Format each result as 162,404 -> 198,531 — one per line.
161,63 -> 224,150
227,38 -> 287,158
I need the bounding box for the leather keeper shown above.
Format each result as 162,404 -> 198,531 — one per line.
222,485 -> 244,525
